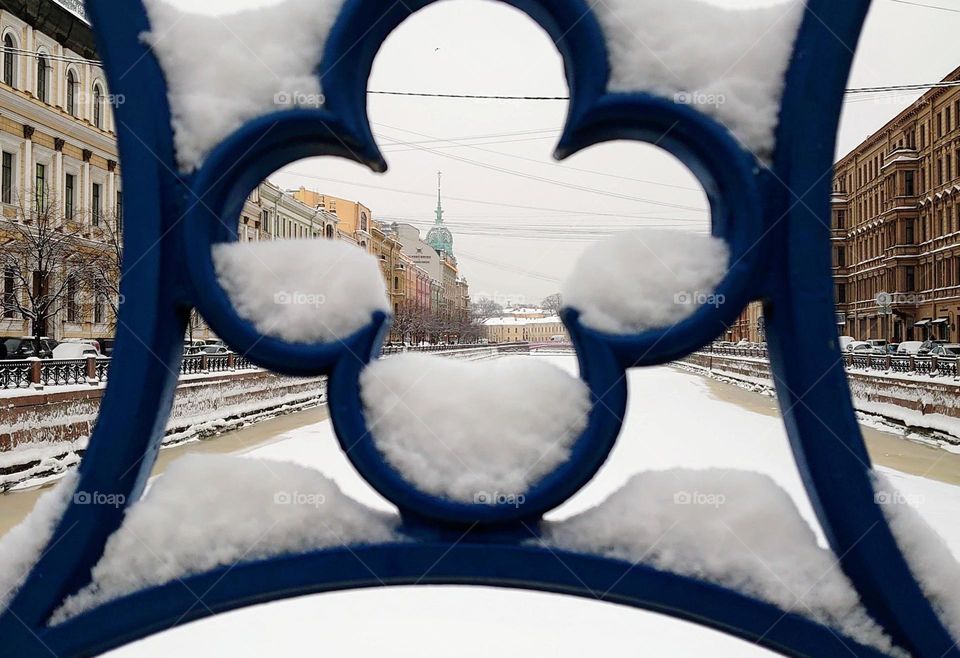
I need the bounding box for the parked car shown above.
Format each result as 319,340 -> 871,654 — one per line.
96,338 -> 117,357
848,341 -> 884,355
885,343 -> 900,354
866,339 -> 888,350
838,335 -> 855,352
928,344 -> 960,358
51,342 -> 100,359
1,336 -> 58,359
918,339 -> 948,356
897,341 -> 924,355
199,345 -> 230,355
62,338 -> 101,352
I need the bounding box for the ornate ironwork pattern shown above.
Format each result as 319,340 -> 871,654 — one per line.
1,2 -> 956,657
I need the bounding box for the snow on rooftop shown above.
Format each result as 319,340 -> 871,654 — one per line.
562,230 -> 729,334
142,0 -> 344,171
483,315 -> 562,326
52,454 -> 396,622
360,354 -> 591,503
543,468 -> 900,655
872,471 -> 960,641
212,239 -> 389,344
593,0 -> 805,163
0,472 -> 77,612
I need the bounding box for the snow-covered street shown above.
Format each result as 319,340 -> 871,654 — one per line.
86,353 -> 960,658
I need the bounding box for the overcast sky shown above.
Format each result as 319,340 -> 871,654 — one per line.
163,0 -> 959,306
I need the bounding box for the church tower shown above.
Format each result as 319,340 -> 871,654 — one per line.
426,171 -> 454,257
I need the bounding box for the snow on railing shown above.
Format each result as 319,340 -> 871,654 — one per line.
705,344 -> 960,379
0,343 -> 533,390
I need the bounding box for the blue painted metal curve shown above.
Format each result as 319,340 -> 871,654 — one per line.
0,0 -> 955,656
44,542 -> 894,658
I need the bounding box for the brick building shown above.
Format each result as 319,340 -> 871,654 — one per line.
832,65 -> 960,342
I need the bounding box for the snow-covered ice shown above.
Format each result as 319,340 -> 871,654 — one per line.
544,468 -> 899,654
142,0 -> 344,171
562,229 -> 729,334
97,356 -> 960,657
212,239 -> 389,344
873,471 -> 960,641
593,0 -> 804,163
52,454 -> 396,622
360,354 -> 591,503
0,472 -> 77,611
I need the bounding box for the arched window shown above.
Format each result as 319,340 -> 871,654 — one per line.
3,34 -> 15,87
93,83 -> 104,128
36,52 -> 48,102
360,211 -> 368,232
66,70 -> 77,116
324,224 -> 334,239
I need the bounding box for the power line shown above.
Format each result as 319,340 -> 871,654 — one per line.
374,121 -> 704,193
373,132 -> 708,212
886,0 -> 960,13
370,90 -> 568,100
278,170 -> 708,219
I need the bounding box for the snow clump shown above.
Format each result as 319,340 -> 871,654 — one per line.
52,454 -> 396,622
562,229 -> 729,334
360,354 -> 591,503
213,239 -> 389,344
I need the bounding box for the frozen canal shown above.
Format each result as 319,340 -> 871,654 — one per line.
3,354 -> 958,656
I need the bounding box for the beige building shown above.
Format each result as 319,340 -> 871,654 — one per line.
0,0 -> 121,343
293,187 -> 373,248
482,315 -> 567,343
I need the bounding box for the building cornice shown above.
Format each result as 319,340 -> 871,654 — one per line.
0,88 -> 116,160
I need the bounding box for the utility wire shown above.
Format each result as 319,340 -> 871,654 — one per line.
886,0 -> 960,13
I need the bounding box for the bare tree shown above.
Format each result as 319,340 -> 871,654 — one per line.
470,296 -> 503,323
541,293 -> 563,316
87,207 -> 123,328
0,191 -> 95,351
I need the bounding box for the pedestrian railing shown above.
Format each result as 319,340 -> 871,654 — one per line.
0,343 -> 533,390
705,344 -> 960,378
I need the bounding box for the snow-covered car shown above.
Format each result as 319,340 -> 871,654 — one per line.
928,344 -> 960,358
199,345 -> 231,355
838,335 -> 855,351
897,341 -> 924,355
848,341 -> 884,355
918,339 -> 947,355
51,342 -> 100,360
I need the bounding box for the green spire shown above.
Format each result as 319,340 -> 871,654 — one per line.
434,170 -> 444,225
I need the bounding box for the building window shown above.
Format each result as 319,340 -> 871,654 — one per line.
905,266 -> 916,291
260,209 -> 269,234
93,84 -> 104,129
3,267 -> 15,318
325,224 -> 334,239
92,183 -> 101,226
93,288 -> 105,324
66,275 -> 78,322
66,70 -> 77,116
3,34 -> 15,87
116,190 -> 123,231
1,151 -> 12,204
836,246 -> 845,268
36,53 -> 48,102
34,163 -> 46,211
904,170 -> 915,196
65,173 -> 75,220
